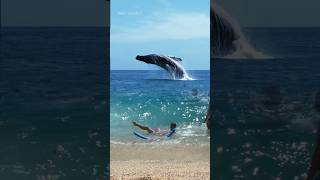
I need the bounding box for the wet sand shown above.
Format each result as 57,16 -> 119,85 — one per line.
110,144 -> 210,180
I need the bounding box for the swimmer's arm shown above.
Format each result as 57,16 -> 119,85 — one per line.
156,130 -> 169,136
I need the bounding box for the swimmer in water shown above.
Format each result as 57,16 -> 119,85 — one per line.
132,121 -> 176,136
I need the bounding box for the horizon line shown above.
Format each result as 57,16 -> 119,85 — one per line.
1,25 -> 110,28
3,25 -> 320,28
110,69 -> 210,71
243,26 -> 320,28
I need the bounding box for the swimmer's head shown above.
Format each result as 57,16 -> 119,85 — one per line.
170,122 -> 177,130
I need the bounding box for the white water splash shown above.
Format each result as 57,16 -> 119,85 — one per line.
165,59 -> 194,80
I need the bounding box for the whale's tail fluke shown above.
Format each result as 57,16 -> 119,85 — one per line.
136,54 -> 192,80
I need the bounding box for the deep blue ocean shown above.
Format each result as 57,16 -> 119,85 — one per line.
213,28 -> 320,179
1,27 -> 109,180
110,70 -> 210,145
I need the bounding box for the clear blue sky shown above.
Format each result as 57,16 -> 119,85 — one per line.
110,0 -> 210,70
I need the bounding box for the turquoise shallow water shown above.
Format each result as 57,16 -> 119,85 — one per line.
110,70 -> 210,145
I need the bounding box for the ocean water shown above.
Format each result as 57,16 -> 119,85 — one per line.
213,28 -> 320,179
110,70 -> 210,145
4,26 -> 319,179
1,27 -> 109,179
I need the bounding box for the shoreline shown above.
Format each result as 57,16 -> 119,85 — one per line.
110,143 -> 210,180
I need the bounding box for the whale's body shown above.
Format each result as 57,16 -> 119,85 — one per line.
211,4 -> 240,57
136,54 -> 191,80
211,4 -> 267,58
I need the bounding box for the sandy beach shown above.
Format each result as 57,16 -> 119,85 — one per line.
110,144 -> 210,180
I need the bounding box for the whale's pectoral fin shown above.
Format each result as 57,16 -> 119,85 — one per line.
170,56 -> 182,61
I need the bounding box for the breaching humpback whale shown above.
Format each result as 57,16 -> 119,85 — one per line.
136,54 -> 191,80
211,4 -> 240,57
211,4 -> 266,58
